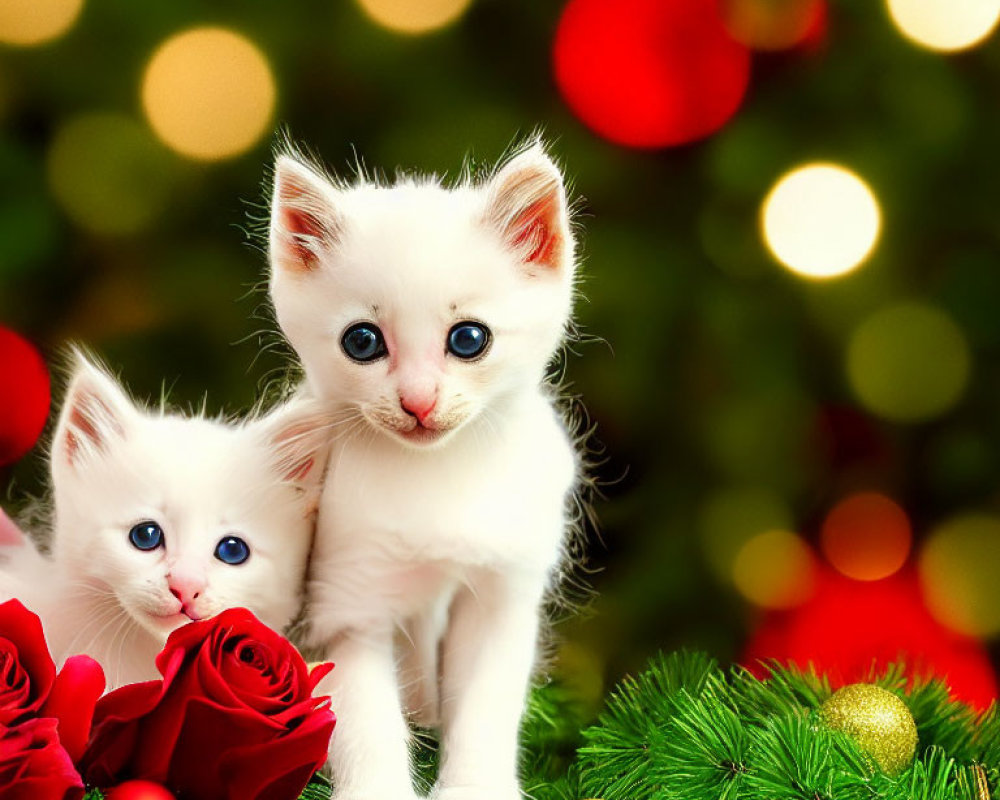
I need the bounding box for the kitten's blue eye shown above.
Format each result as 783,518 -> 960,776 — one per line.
341,323 -> 387,363
215,536 -> 250,565
447,322 -> 490,360
129,521 -> 163,551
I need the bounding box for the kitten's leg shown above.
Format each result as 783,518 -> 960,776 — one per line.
434,569 -> 546,800
322,627 -> 419,800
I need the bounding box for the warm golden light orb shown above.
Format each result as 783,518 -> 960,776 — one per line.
886,0 -> 1000,52
921,514 -> 1000,637
762,162 -> 881,279
0,0 -> 84,47
356,0 -> 474,34
141,27 -> 275,161
732,530 -> 816,609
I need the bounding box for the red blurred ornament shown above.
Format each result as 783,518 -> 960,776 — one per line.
744,568 -> 997,710
553,0 -> 751,148
105,780 -> 176,800
0,328 -> 50,467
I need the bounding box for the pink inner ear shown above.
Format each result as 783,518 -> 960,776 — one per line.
65,394 -> 104,464
509,198 -> 561,268
63,390 -> 123,465
280,206 -> 325,271
285,456 -> 314,482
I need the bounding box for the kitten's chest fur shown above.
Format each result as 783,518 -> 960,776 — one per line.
308,391 -> 576,632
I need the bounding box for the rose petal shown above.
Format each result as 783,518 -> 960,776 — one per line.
216,705 -> 336,800
81,681 -> 163,786
308,662 -> 334,691
0,600 -> 56,723
41,654 -> 106,764
161,697 -> 285,800
0,718 -> 85,800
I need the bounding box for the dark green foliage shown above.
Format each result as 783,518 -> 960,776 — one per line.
297,774 -> 333,800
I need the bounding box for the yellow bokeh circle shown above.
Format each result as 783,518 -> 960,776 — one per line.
700,486 -> 793,585
732,530 -> 816,609
920,514 -> 1000,637
0,0 -> 84,47
141,27 -> 275,161
356,0 -> 474,34
846,302 -> 970,423
762,162 -> 881,279
886,0 -> 1000,52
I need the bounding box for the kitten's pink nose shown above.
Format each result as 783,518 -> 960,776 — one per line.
168,574 -> 204,609
400,394 -> 437,425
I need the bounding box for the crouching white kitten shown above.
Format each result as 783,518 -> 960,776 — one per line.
268,141 -> 584,800
0,351 -> 330,689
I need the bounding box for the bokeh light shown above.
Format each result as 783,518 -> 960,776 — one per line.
356,0 -> 473,34
820,492 -> 911,581
744,569 -> 998,709
886,0 -> 1000,52
553,0 -> 750,148
761,163 -> 881,279
722,0 -> 825,51
846,302 -> 970,423
0,0 -> 84,47
700,486 -> 794,584
141,27 -> 275,161
47,113 -> 173,236
732,530 -> 816,609
921,514 -> 1000,637
0,329 -> 50,467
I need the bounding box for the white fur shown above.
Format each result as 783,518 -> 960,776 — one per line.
269,142 -> 581,800
0,352 -> 330,690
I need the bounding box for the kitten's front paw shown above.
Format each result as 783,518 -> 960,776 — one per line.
432,783 -> 521,800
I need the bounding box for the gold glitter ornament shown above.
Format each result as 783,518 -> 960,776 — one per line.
820,684 -> 917,775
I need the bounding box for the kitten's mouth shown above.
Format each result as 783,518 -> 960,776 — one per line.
363,407 -> 458,447
397,422 -> 446,445
141,610 -> 191,635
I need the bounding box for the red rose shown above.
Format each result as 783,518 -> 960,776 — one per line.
83,607 -> 336,800
0,718 -> 84,800
0,599 -> 105,762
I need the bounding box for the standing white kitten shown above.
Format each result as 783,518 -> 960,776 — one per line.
268,141 -> 582,800
0,351 -> 330,689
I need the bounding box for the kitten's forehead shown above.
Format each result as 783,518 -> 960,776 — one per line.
329,182 -> 513,307
117,415 -> 277,502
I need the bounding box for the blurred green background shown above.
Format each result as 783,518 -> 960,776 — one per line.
3,0 -> 1000,705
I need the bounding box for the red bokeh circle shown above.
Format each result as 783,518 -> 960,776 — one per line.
0,328 -> 50,467
105,780 -> 176,800
743,568 -> 997,710
553,0 -> 752,148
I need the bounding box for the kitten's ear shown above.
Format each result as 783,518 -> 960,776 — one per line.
269,155 -> 342,274
259,397 -> 332,495
54,351 -> 136,470
484,143 -> 572,273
